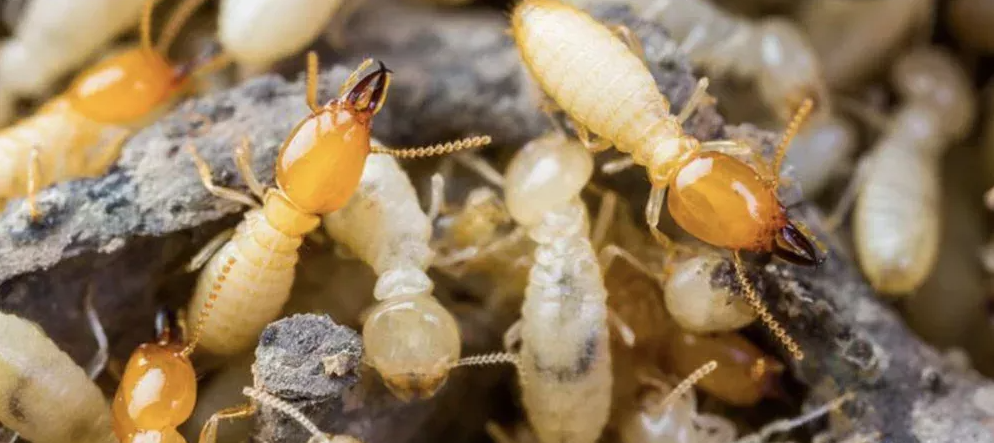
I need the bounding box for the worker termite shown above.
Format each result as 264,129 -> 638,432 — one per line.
322,151 -> 465,401
184,52 -> 491,357
833,47 -> 975,295
0,0 -> 148,124
664,330 -> 785,407
0,0 -> 225,220
218,0 -> 345,75
617,361 -> 736,443
511,0 -> 814,360
0,311 -> 114,443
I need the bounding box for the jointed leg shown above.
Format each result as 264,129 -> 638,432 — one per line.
199,403 -> 257,443
185,144 -> 261,209
608,310 -> 636,347
306,52 -> 322,113
427,173 -> 445,221
591,189 -> 617,249
575,125 -> 613,152
677,77 -> 710,124
184,228 -> 235,273
502,320 -> 522,352
25,146 -> 41,221
484,422 -> 519,443
601,156 -> 635,175
454,153 -> 505,188
701,139 -> 753,157
83,285 -> 109,380
824,153 -> 873,232
87,131 -> 130,174
234,137 -> 266,200
645,185 -> 673,249
610,25 -> 647,64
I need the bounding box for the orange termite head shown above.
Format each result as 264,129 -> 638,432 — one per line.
67,0 -> 219,125
275,60 -> 392,215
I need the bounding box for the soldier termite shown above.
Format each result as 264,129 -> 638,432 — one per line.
0,0 -> 226,221
323,151 -> 467,401
218,0 -> 345,75
832,47 -> 975,295
183,52 -> 491,357
623,0 -> 857,198
0,0 -> 147,124
511,0 -> 813,360
0,310 -> 114,443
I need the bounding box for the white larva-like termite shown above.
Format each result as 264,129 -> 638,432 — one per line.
322,151 -> 462,401
218,0 -> 344,74
851,47 -> 975,295
663,253 -> 756,334
0,312 -> 114,443
0,0 -> 147,123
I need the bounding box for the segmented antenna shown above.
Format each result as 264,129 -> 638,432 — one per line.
658,360 -> 717,409
771,98 -> 815,186
156,0 -> 210,54
372,136 -> 493,159
454,352 -> 525,385
182,255 -> 236,357
732,252 -> 804,361
306,52 -> 321,113
243,387 -> 341,443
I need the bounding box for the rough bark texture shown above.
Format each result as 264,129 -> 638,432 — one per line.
0,1 -> 991,442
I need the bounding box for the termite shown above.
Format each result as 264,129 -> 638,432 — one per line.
0,0 -> 147,124
218,0 -> 345,75
664,253 -> 756,334
0,310 -> 114,443
323,151 -> 475,400
112,309 -> 199,443
627,0 -> 858,197
0,0 -> 225,220
617,361 -> 736,443
664,330 -> 784,407
183,52 -> 491,357
833,47 -> 975,295
511,0 -> 815,360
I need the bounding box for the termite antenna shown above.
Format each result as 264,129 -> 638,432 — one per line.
242,387 -> 353,443
657,360 -> 717,411
371,136 -> 493,159
182,254 -> 236,357
771,98 -> 814,187
156,0 -> 210,54
453,352 -> 524,384
140,0 -> 159,59
732,252 -> 804,361
735,392 -> 854,443
306,51 -> 321,113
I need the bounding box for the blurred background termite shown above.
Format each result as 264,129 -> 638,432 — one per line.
0,0 -> 224,220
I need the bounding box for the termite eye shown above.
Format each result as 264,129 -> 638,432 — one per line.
68,48 -> 179,124
773,221 -> 819,266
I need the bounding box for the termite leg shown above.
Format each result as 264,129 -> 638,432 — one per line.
437,226 -> 528,270
485,422 -> 519,443
184,228 -> 236,273
575,125 -> 613,152
608,310 -> 636,347
539,96 -> 568,136
83,284 -> 109,380
824,154 -> 874,232
736,392 -> 854,442
185,143 -> 261,209
454,153 -> 505,187
25,146 -> 41,221
601,156 -> 635,175
198,403 -> 257,443
337,58 -> 376,97
597,244 -> 659,282
87,131 -> 130,173
645,185 -> 672,248
591,189 -> 617,249
677,77 -> 710,124
427,173 -> 445,221
234,137 -> 266,200
700,140 -> 753,157
609,25 -> 647,65
502,320 -> 522,352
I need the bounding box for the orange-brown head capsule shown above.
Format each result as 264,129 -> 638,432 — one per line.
666,152 -> 818,265
276,63 -> 391,214
67,0 -> 221,125
112,310 -> 197,442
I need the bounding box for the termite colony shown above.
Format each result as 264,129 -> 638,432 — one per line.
5,0 -> 994,441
